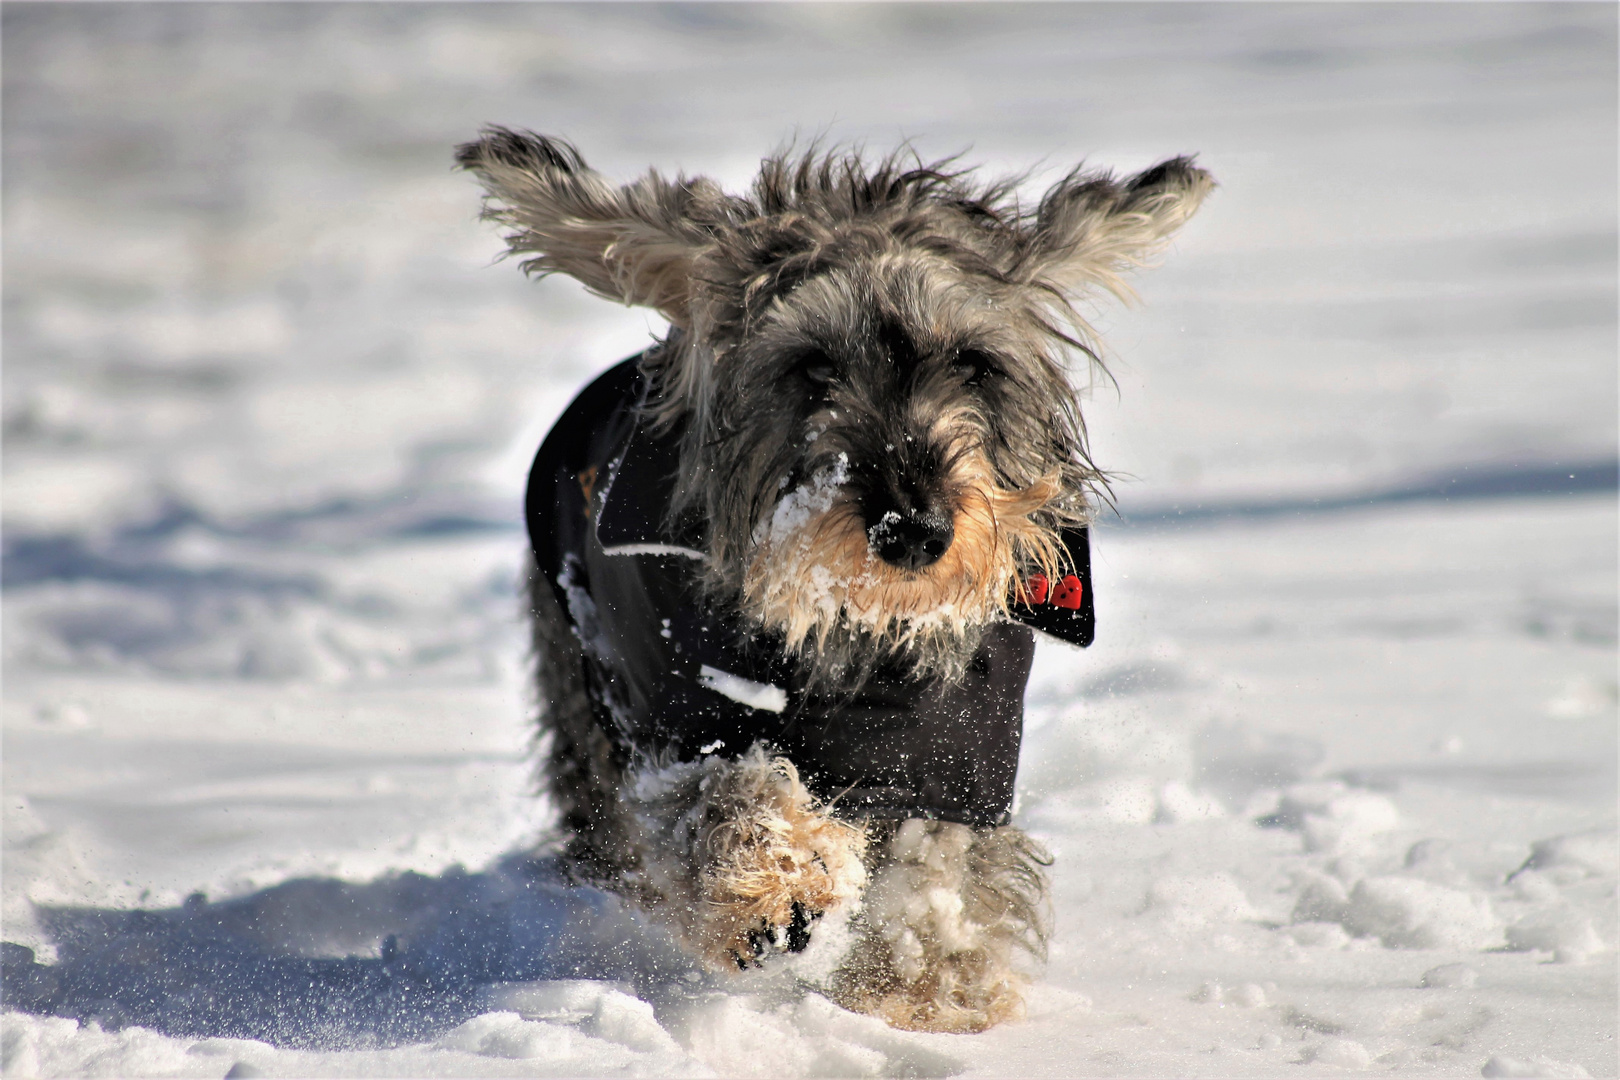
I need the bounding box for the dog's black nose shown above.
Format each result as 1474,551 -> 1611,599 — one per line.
868,511 -> 954,571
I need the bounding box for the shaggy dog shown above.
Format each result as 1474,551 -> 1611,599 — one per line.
458,129 -> 1210,1033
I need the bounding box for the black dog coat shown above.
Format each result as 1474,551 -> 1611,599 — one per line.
527,357 -> 1094,828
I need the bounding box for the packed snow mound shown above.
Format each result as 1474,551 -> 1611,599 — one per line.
1290,869 -> 1504,951
1341,877 -> 1503,951
0,983 -> 960,1079
435,1011 -> 625,1061
1019,702 -> 1195,798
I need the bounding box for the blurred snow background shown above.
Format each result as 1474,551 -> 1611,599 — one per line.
3,4 -> 1615,1077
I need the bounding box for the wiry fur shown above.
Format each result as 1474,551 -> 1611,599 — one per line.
526,559 -> 631,878
471,130 -> 1210,1032
744,448 -> 1060,669
616,746 -> 869,971
832,820 -> 1051,1033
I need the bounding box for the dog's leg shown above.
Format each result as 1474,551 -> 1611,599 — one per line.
527,558 -> 634,877
530,567 -> 865,962
830,819 -> 1051,1033
618,745 -> 869,970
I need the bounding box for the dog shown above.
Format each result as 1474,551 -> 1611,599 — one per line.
457,129 -> 1211,1033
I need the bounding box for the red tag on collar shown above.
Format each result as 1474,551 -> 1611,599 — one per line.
1016,571 -> 1082,609
1005,528 -> 1093,647
1018,573 -> 1049,606
1051,574 -> 1084,610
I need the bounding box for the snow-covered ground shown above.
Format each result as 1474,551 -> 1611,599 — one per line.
4,5 -> 1615,1077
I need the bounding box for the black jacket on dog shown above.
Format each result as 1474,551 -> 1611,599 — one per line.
527,357 -> 1094,828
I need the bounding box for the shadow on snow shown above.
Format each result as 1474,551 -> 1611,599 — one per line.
0,854 -> 696,1051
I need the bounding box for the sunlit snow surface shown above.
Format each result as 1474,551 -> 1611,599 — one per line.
4,5 -> 1616,1077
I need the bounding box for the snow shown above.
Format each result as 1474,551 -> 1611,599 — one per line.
3,4 -> 1615,1078
758,455 -> 853,553
696,666 -> 787,715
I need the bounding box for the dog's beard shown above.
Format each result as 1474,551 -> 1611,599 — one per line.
740,451 -> 1062,685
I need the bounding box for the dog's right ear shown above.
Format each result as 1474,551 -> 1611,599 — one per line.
457,128 -> 728,323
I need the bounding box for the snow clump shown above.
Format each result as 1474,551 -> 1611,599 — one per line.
481,980 -> 685,1054
679,992 -> 958,1079
1263,780 -> 1399,854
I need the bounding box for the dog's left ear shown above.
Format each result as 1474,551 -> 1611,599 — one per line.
1021,156 -> 1213,302
457,127 -> 733,323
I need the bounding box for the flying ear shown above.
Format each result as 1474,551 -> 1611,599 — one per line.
456,128 -> 730,322
1022,155 -> 1213,302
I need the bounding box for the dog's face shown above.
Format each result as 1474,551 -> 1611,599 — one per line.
460,132 -> 1211,682
715,257 -> 1075,668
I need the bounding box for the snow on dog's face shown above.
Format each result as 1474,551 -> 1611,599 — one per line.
728,268 -> 1068,672
459,130 -> 1212,683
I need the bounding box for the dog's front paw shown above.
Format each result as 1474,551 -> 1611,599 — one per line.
691,748 -> 868,971
729,900 -> 817,969
702,822 -> 864,970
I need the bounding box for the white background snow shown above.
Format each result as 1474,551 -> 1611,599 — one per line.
3,4 -> 1615,1077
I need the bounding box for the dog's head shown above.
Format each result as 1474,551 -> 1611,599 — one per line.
460,130 -> 1211,683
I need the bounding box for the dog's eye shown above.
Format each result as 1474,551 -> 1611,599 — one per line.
794,353 -> 837,387
953,350 -> 998,387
